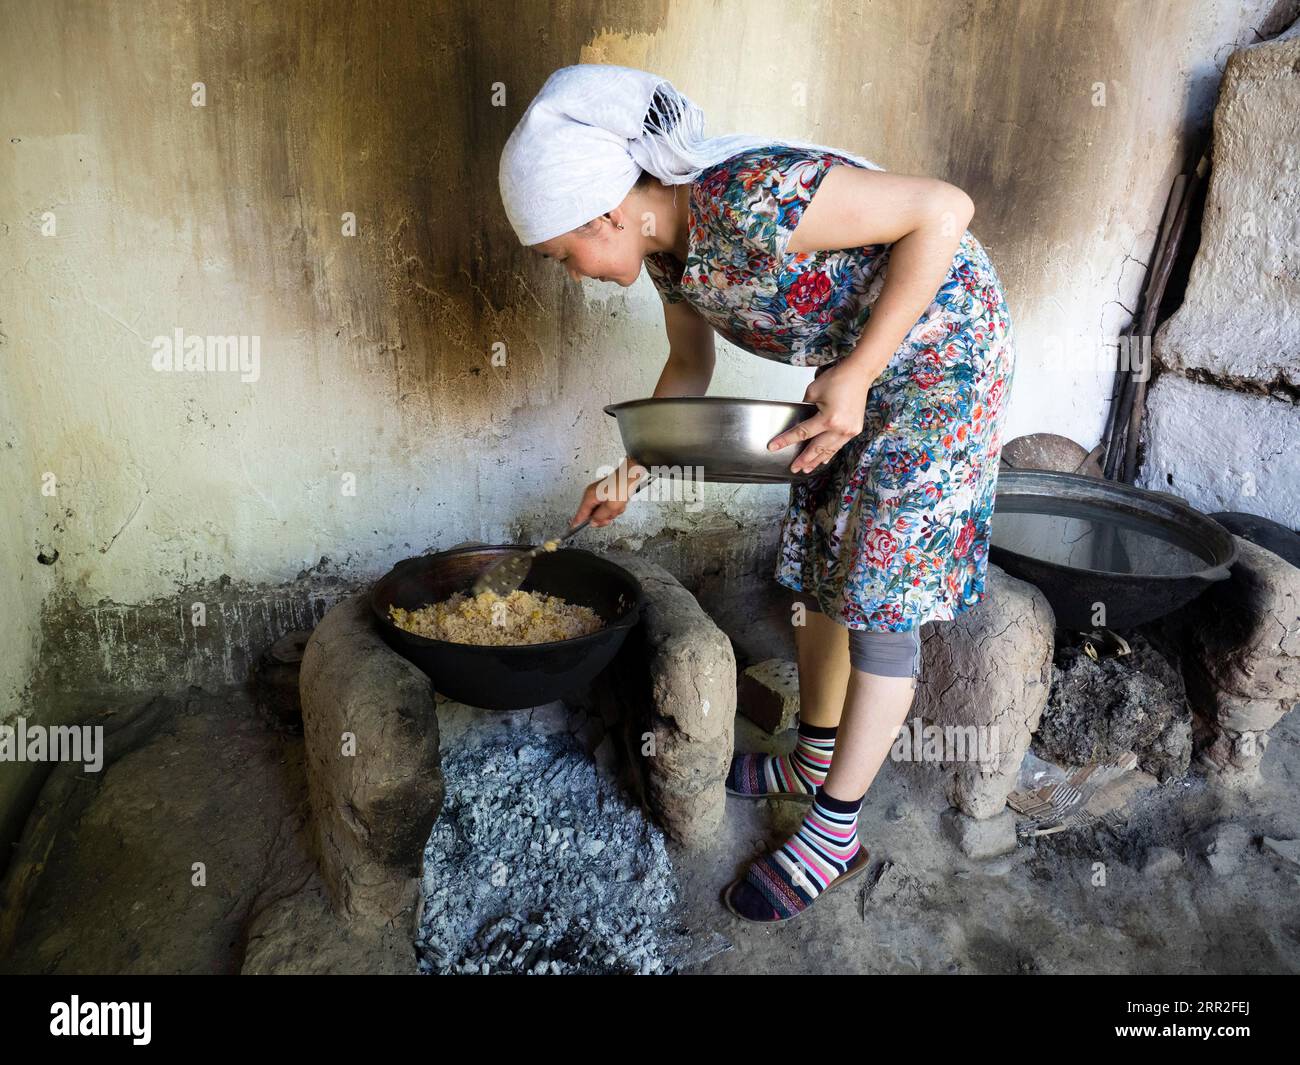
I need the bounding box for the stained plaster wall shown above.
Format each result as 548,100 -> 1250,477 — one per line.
1,0 -> 1293,712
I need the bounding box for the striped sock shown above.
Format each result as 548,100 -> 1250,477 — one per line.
726,721 -> 836,798
727,785 -> 867,921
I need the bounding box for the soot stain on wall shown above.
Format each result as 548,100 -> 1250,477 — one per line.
182,0 -> 673,429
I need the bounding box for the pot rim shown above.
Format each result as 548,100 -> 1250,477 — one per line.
603,395 -> 818,417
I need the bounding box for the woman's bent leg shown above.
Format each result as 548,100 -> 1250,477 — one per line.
726,593 -> 850,798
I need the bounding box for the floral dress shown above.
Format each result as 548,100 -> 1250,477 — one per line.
643,145 -> 1017,633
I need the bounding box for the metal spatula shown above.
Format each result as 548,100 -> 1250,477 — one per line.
471,472 -> 656,597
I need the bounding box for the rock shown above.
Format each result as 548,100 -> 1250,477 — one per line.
1157,536 -> 1300,775
737,658 -> 801,734
1198,822 -> 1252,877
574,713 -> 605,755
1142,846 -> 1183,878
248,629 -> 313,731
299,594 -> 444,926
1262,837 -> 1300,868
940,807 -> 1018,859
593,734 -> 619,776
905,564 -> 1055,819
1035,631 -> 1192,782
268,629 -> 311,664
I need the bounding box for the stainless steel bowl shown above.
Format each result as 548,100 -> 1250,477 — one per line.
603,396 -> 819,484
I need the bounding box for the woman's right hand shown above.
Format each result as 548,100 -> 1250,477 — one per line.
572,457 -> 648,529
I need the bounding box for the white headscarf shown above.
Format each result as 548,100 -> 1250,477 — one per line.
498,63 -> 881,247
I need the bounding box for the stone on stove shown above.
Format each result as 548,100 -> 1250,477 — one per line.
579,550 -> 736,849
593,734 -> 619,776
299,594 -> 443,927
1142,846 -> 1183,878
1262,837 -> 1300,868
737,658 -> 801,734
1156,536 -> 1300,777
907,563 -> 1055,819
1197,821 -> 1253,877
574,714 -> 605,755
248,628 -> 313,731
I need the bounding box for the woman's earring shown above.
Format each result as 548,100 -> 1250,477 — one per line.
616,222 -> 625,230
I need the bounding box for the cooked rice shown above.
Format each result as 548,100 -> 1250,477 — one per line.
388,588 -> 604,646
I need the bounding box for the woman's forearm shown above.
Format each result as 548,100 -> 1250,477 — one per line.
652,349 -> 715,397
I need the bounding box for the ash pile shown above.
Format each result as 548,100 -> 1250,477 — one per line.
1035,629 -> 1193,782
417,728 -> 724,975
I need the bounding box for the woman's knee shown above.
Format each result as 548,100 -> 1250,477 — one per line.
847,626 -> 921,678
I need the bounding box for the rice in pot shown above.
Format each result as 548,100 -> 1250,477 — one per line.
388,589 -> 604,646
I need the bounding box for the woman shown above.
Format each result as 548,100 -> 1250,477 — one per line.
499,65 -> 1016,923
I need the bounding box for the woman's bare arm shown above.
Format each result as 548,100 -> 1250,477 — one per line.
572,298 -> 716,529
783,166 -> 973,387
651,298 -> 716,397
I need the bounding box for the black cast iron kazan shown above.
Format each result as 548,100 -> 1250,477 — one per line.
989,469 -> 1238,630
370,545 -> 643,710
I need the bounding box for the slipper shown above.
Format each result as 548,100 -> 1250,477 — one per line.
721,844 -> 872,924
724,784 -> 816,804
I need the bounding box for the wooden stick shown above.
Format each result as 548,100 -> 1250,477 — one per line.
1122,154 -> 1208,484
1103,174 -> 1184,480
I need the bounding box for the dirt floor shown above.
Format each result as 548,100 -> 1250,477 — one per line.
2,670 -> 1298,975
691,713 -> 1300,974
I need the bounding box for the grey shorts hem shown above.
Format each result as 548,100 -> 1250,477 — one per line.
847,626 -> 922,679
789,589 -> 922,678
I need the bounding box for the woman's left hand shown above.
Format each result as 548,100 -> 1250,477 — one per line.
768,360 -> 875,475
